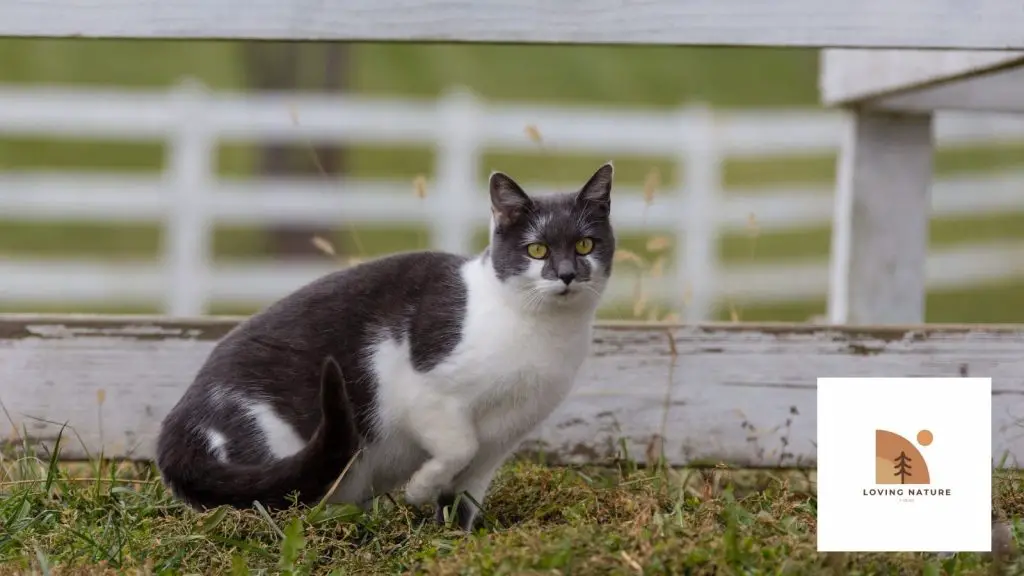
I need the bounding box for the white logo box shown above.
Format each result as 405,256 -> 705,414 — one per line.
816,377 -> 992,553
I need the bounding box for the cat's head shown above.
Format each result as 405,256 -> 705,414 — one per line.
486,163 -> 616,312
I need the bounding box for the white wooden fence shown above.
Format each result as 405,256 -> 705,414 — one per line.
2,81 -> 1024,320
3,0 -> 1024,486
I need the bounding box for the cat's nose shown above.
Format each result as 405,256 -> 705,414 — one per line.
558,271 -> 576,285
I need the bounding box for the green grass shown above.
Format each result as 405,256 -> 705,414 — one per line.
2,437 -> 1021,575
0,41 -> 820,105
1,40 -> 1023,322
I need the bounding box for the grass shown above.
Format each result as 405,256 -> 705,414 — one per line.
2,434 -> 1022,575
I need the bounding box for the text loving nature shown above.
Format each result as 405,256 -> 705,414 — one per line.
863,488 -> 952,497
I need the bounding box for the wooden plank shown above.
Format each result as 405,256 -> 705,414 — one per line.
827,111 -> 933,325
2,314 -> 1022,469
820,49 -> 1024,106
866,65 -> 1024,113
1,1 -> 1024,49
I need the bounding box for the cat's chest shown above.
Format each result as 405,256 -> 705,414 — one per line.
446,310 -> 589,441
443,307 -> 591,394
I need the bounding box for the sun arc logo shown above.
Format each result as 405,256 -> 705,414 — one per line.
875,429 -> 932,485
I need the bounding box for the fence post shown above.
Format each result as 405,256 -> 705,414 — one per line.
163,78 -> 214,317
826,109 -> 934,325
433,87 -> 480,256
675,104 -> 722,323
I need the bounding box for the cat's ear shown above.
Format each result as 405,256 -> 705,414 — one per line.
489,171 -> 534,228
576,162 -> 613,216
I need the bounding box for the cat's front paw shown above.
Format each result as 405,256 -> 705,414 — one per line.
404,477 -> 440,507
405,459 -> 452,506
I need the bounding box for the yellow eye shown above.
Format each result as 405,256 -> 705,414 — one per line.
526,243 -> 549,259
575,237 -> 595,255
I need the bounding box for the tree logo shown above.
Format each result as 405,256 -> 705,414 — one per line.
875,429 -> 932,485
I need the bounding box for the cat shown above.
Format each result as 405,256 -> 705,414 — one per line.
155,162 -> 616,531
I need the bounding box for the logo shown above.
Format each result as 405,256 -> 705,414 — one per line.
876,429 -> 931,484
816,377 -> 992,552
862,428 -> 951,500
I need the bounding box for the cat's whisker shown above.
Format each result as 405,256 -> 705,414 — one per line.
520,288 -> 547,314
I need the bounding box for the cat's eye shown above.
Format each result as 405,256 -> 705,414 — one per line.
575,237 -> 595,255
526,243 -> 549,259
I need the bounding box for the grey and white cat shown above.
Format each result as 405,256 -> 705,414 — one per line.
156,163 -> 616,530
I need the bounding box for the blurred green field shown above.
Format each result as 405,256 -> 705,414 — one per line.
1,40 -> 1023,322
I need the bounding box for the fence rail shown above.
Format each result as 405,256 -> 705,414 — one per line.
2,81 -> 1024,319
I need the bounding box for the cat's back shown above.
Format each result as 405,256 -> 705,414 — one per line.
265,249 -> 468,318
221,249 -> 468,343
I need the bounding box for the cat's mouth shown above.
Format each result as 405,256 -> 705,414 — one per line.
556,285 -> 579,297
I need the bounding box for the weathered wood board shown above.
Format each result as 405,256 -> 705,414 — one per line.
820,49 -> 1024,106
2,1 -> 1024,50
1,314 -> 1022,468
865,65 -> 1024,114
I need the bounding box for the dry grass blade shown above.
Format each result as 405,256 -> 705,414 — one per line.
524,124 -> 543,145
289,104 -> 366,257
632,292 -> 648,318
412,175 -> 429,200
311,447 -> 365,517
644,435 -> 665,469
746,212 -> 760,238
664,328 -> 679,356
620,550 -> 644,573
613,249 -> 646,267
649,256 -> 666,279
412,175 -> 430,249
646,236 -> 672,253
1,398 -> 24,448
310,236 -> 337,258
643,167 -> 661,206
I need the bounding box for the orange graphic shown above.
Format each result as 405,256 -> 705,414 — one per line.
916,430 -> 933,446
875,429 -> 931,485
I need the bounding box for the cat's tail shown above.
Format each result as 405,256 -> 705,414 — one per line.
156,356 -> 362,511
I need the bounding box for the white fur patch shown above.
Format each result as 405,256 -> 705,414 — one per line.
246,402 -> 306,460
524,258 -> 546,280
206,429 -> 229,463
585,255 -> 608,289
